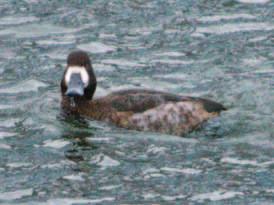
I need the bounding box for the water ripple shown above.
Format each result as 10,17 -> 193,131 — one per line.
89,154 -> 120,168
0,23 -> 78,38
197,14 -> 256,23
191,190 -> 244,202
42,139 -> 70,149
0,80 -> 47,94
235,0 -> 270,4
23,197 -> 115,205
77,42 -> 117,54
161,167 -> 202,175
0,188 -> 33,201
0,0 -> 273,204
194,22 -> 274,35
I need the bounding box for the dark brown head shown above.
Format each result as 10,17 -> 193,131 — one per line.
61,51 -> 97,100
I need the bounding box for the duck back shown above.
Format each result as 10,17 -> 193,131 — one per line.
96,89 -> 226,136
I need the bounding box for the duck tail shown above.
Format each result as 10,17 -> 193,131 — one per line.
197,98 -> 227,113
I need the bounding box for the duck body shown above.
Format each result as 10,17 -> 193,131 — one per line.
61,51 -> 226,136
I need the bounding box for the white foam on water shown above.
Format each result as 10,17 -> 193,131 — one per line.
41,160 -> 75,169
142,167 -> 164,179
191,32 -> 206,38
143,168 -> 159,175
0,118 -> 21,128
198,14 -> 256,23
63,174 -> 85,181
24,0 -> 41,3
191,190 -> 243,202
0,80 -> 47,94
0,23 -> 78,38
0,16 -> 39,25
142,168 -> 163,180
162,194 -> 186,201
0,102 -> 19,110
0,104 -> 13,109
147,144 -> 167,154
154,72 -> 189,80
20,197 -> 115,205
161,167 -> 202,174
153,51 -> 186,57
125,43 -> 146,50
0,48 -> 16,59
146,173 -> 165,179
0,188 -> 33,201
86,137 -> 111,142
0,143 -> 11,150
242,57 -> 266,66
143,193 -> 160,199
129,27 -> 155,36
248,36 -> 267,42
37,38 -> 75,46
99,33 -> 117,39
0,132 -> 17,139
235,0 -> 270,3
253,68 -> 274,74
90,154 -> 120,168
193,22 -> 274,35
265,189 -> 274,193
77,42 -> 117,54
42,139 -> 70,149
201,158 -> 217,165
6,162 -> 32,168
221,157 -> 260,166
99,185 -> 121,190
260,160 -> 274,167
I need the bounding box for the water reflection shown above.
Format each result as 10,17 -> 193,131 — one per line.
58,111 -> 100,163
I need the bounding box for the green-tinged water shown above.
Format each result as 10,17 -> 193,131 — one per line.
0,0 -> 273,204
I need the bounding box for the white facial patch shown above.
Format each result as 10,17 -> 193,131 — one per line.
65,66 -> 89,87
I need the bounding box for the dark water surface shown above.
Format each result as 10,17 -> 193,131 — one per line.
0,0 -> 273,204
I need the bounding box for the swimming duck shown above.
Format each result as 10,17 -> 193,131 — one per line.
61,51 -> 226,136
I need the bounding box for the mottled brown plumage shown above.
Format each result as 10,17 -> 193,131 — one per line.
61,51 -> 226,136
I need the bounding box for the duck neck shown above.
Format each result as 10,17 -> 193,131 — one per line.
61,95 -> 114,121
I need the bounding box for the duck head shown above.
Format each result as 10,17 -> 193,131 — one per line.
61,51 -> 97,100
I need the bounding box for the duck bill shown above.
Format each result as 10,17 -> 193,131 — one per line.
65,73 -> 85,97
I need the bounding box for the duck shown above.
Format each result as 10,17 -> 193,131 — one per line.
60,50 -> 226,136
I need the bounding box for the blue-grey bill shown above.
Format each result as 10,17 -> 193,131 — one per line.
65,73 -> 85,97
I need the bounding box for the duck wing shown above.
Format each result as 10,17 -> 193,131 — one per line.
127,101 -> 220,136
100,89 -> 226,113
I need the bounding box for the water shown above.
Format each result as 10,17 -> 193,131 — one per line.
0,0 -> 273,204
